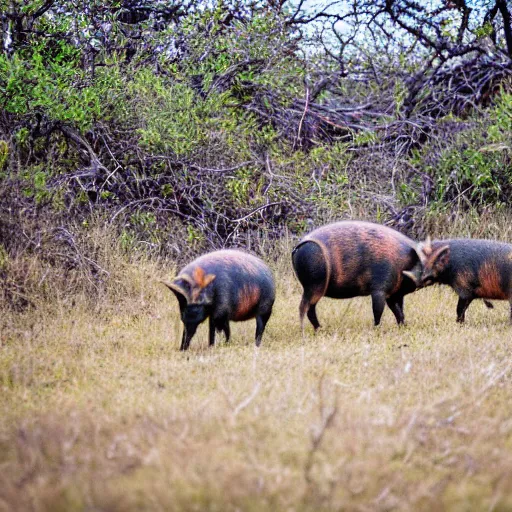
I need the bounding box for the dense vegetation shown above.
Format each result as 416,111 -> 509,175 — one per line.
2,0 -> 512,269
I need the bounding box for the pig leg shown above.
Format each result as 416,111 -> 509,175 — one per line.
180,322 -> 198,351
180,329 -> 187,350
211,316 -> 230,344
371,292 -> 386,326
299,296 -> 309,337
386,295 -> 405,325
299,294 -> 322,335
307,304 -> 321,331
222,320 -> 231,342
456,297 -> 473,323
293,241 -> 326,336
208,317 -> 216,347
397,295 -> 404,316
255,311 -> 272,347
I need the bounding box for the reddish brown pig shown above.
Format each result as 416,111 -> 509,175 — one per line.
162,249 -> 275,350
417,237 -> 512,323
292,221 -> 423,331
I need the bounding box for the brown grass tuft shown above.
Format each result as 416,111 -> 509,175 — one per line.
2,223 -> 512,510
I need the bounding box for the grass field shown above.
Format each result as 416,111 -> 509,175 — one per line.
1,255 -> 512,511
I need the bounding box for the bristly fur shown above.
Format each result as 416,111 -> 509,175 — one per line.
292,220 -> 423,330
163,249 -> 275,350
418,238 -> 512,323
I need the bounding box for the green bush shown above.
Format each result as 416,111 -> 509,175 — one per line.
0,41 -> 124,131
410,92 -> 512,211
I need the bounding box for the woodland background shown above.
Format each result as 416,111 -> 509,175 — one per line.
3,0 -> 512,305
3,3 -> 512,511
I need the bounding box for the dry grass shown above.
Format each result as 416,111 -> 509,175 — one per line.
2,244 -> 512,511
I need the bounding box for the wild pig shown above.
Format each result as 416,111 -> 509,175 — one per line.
162,249 -> 275,350
292,221 -> 423,331
417,237 -> 512,323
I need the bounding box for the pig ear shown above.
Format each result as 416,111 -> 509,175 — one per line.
161,279 -> 189,310
202,273 -> 216,288
402,270 -> 420,286
193,266 -> 216,289
413,244 -> 427,266
433,245 -> 450,268
418,235 -> 433,258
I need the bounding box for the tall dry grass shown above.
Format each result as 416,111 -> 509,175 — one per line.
1,218 -> 512,511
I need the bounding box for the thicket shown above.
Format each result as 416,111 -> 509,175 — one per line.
2,0 -> 512,305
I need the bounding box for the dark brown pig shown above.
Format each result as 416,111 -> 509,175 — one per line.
162,249 -> 275,350
417,237 -> 512,323
292,221 -> 423,331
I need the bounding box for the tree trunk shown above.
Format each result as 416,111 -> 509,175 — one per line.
496,0 -> 512,58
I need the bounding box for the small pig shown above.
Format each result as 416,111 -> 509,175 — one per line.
162,249 -> 275,350
292,220 -> 423,331
417,237 -> 512,323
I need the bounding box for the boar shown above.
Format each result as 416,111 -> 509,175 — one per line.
162,249 -> 275,350
292,221 -> 423,331
417,237 -> 512,323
